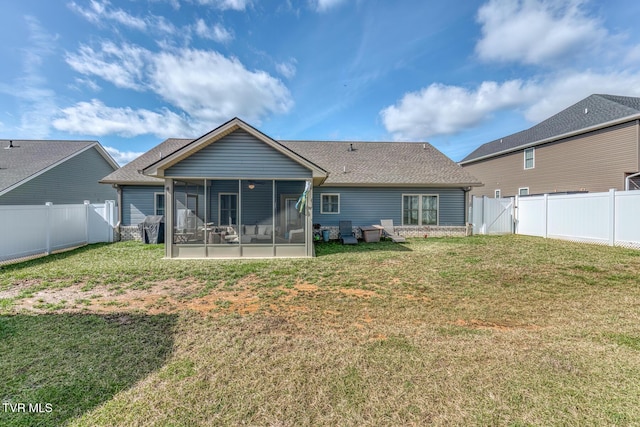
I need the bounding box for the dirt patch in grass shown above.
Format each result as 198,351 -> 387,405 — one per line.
339,288 -> 377,298
454,318 -> 542,332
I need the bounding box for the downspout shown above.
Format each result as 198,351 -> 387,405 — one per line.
463,187 -> 471,235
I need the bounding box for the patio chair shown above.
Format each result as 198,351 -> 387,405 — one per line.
380,219 -> 406,243
339,221 -> 358,245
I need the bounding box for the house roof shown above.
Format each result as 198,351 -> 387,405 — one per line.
0,139 -> 119,196
102,123 -> 481,187
100,138 -> 193,185
460,94 -> 640,164
280,140 -> 481,186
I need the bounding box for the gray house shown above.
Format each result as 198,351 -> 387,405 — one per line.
460,94 -> 640,197
101,118 -> 481,258
0,139 -> 118,205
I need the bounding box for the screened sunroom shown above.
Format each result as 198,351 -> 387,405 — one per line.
142,118 -> 327,259
168,178 -> 312,258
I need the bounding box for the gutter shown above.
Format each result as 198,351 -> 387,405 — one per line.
460,112 -> 640,165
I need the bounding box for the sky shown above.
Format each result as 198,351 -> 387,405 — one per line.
2,0 -> 640,165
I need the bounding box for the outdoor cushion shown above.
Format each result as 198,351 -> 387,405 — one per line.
257,224 -> 272,236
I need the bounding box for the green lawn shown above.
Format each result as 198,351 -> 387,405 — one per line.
1,235 -> 639,426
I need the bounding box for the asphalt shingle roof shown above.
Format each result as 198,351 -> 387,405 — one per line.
0,140 -> 97,193
102,137 -> 481,187
280,140 -> 480,186
460,94 -> 640,163
101,138 -> 193,184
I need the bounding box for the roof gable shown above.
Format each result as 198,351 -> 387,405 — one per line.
143,118 -> 327,181
0,140 -> 118,196
460,94 -> 640,164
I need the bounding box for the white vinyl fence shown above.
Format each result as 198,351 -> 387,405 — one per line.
516,189 -> 640,249
471,196 -> 515,235
0,201 -> 117,263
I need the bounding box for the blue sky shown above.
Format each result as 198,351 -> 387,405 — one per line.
2,0 -> 640,164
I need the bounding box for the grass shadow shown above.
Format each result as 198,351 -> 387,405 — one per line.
314,240 -> 413,257
0,312 -> 177,427
0,243 -> 115,272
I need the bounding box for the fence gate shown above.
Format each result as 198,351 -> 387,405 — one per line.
472,196 -> 514,235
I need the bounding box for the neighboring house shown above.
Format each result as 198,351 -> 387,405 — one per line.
460,94 -> 640,198
101,118 -> 481,258
0,139 -> 119,205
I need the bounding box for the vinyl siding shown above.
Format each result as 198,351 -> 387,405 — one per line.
165,130 -> 312,178
464,121 -> 640,197
0,147 -> 117,205
122,185 -> 162,225
313,187 -> 465,227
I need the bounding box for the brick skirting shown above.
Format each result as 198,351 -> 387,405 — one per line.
317,224 -> 471,240
118,225 -> 142,242
120,224 -> 472,243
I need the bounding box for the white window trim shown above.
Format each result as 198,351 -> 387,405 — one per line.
154,192 -> 165,216
524,147 -> 535,170
494,189 -> 501,198
402,194 -> 439,226
518,187 -> 530,196
218,192 -> 238,225
320,193 -> 340,214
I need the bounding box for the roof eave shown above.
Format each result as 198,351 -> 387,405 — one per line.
459,112 -> 640,165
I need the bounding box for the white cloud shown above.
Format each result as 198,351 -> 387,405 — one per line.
68,0 -> 147,31
194,19 -> 234,43
64,42 -> 292,135
381,69 -> 640,141
66,42 -> 148,90
104,146 -> 145,165
475,0 -> 608,66
276,59 -> 297,79
313,0 -> 348,12
194,0 -> 250,10
523,71 -> 640,122
149,49 -> 293,123
381,81 -> 539,140
72,77 -> 101,92
53,99 -> 195,137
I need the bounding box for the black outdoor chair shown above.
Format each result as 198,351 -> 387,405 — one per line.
339,220 -> 358,245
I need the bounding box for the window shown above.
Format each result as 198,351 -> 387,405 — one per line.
219,193 -> 238,225
321,193 -> 340,214
524,148 -> 535,169
518,187 -> 529,196
402,195 -> 438,225
494,189 -> 501,198
154,193 -> 165,216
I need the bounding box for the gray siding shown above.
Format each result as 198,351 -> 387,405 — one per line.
165,130 -> 312,178
313,187 -> 465,227
122,185 -> 162,225
0,147 -> 117,205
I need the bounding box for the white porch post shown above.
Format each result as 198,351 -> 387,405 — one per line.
306,179 -> 313,257
165,179 -> 173,258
